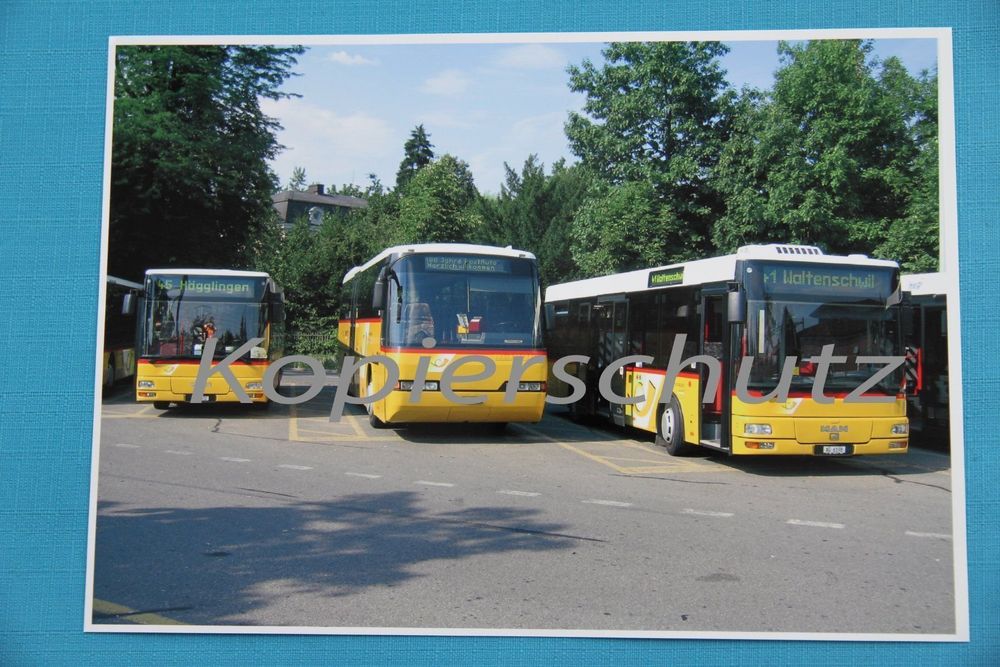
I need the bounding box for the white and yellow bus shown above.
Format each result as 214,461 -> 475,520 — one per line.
545,244 -> 909,456
135,269 -> 285,409
338,243 -> 546,428
102,275 -> 143,390
902,272 -> 949,446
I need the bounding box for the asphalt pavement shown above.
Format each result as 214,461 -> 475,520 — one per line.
91,378 -> 957,637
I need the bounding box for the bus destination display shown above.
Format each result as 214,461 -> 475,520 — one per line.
424,256 -> 512,274
753,262 -> 894,299
151,276 -> 260,298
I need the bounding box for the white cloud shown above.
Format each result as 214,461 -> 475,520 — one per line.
262,98 -> 396,190
327,50 -> 379,66
420,69 -> 472,96
494,44 -> 568,70
467,111 -> 575,195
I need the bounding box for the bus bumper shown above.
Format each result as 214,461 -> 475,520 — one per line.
731,436 -> 909,456
135,362 -> 269,404
378,390 -> 545,424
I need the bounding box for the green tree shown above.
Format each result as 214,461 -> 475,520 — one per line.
875,68 -> 939,272
478,156 -> 592,285
395,124 -> 435,190
286,166 -> 307,191
714,41 -> 918,256
110,45 -> 303,281
395,154 -> 481,243
571,180 -> 679,276
566,41 -> 734,263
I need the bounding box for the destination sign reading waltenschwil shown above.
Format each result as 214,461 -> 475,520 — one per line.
648,268 -> 684,288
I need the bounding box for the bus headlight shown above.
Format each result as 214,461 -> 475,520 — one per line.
744,423 -> 772,435
245,382 -> 263,391
397,381 -> 439,391
137,380 -> 155,389
891,423 -> 909,435
517,382 -> 546,392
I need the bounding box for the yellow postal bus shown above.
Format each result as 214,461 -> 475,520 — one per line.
339,243 -> 546,428
545,244 -> 909,456
135,269 -> 285,409
102,275 -> 143,390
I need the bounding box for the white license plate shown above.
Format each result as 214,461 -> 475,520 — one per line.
821,445 -> 848,455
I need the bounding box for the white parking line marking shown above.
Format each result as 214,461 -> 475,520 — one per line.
498,490 -> 542,497
682,508 -> 734,518
415,480 -> 456,487
906,531 -> 952,540
219,457 -> 251,463
113,443 -> 141,449
345,472 -> 382,479
787,519 -> 844,529
164,450 -> 192,456
278,464 -> 313,471
583,499 -> 633,508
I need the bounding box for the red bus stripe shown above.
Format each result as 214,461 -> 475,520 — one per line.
138,359 -> 270,366
736,389 -> 903,399
622,366 -> 699,379
380,346 -> 545,356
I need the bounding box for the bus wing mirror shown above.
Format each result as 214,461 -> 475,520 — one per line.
121,292 -> 136,316
372,279 -> 386,311
727,291 -> 744,323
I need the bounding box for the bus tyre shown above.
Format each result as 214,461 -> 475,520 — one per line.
153,401 -> 171,410
369,409 -> 389,429
252,400 -> 270,411
656,397 -> 696,456
103,360 -> 115,391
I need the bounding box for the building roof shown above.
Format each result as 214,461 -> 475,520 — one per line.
271,188 -> 368,209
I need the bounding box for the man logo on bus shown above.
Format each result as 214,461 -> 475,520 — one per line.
191,334 -> 906,421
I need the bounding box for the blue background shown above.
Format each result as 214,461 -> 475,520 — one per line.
1,1 -> 996,664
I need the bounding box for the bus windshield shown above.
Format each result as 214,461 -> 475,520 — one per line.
140,274 -> 269,360
384,254 -> 541,348
743,262 -> 902,394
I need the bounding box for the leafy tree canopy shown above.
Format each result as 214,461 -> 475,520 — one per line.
395,154 -> 481,244
110,44 -> 303,281
395,124 -> 435,190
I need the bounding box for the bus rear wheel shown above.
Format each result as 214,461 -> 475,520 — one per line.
153,401 -> 171,410
656,397 -> 697,456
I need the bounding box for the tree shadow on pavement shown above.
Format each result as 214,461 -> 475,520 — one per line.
92,490 -> 590,627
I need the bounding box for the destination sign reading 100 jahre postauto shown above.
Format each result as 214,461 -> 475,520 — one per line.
424,256 -> 512,273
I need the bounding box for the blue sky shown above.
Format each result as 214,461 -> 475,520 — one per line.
263,38 -> 937,196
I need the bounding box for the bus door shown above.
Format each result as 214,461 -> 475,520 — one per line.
699,291 -> 730,447
595,295 -> 627,425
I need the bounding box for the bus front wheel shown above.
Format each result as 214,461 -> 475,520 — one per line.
369,408 -> 389,429
656,397 -> 697,456
153,401 -> 171,410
